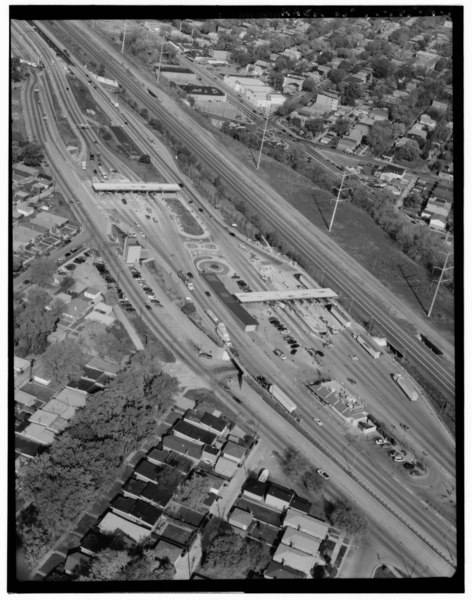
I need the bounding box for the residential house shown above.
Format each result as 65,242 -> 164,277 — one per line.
183,411 -> 228,436
18,423 -> 55,446
98,511 -> 151,543
265,483 -> 293,511
154,540 -> 184,566
272,544 -> 316,576
30,211 -> 68,233
62,297 -> 90,321
407,123 -> 428,141
314,91 -> 339,113
209,49 -> 229,61
337,137 -> 358,154
370,108 -> 389,121
228,507 -> 253,531
14,356 -> 31,374
161,434 -> 202,461
414,50 -> 440,72
432,100 -> 448,114
214,455 -> 238,478
13,225 -> 41,252
380,165 -> 406,182
222,440 -> 246,464
283,509 -> 329,541
264,560 -> 306,579
242,476 -> 266,502
281,526 -> 323,557
172,420 -> 217,446
83,287 -> 102,302
289,496 -> 312,514
420,114 -> 437,130
201,444 -> 220,466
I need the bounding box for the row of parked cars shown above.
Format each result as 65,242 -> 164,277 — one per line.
375,436 -> 416,469
129,265 -> 162,309
57,248 -> 90,275
268,316 -> 300,357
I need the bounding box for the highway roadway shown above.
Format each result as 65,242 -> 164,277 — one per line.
13,21 -> 457,576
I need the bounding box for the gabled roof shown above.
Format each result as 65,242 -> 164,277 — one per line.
243,476 -> 266,498
172,420 -> 217,446
283,508 -> 329,540
222,440 -> 246,461
154,539 -> 183,564
267,483 -> 293,503
265,559 -> 306,579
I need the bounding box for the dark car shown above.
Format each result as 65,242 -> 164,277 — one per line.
403,462 -> 416,470
399,423 -> 410,432
145,304 -> 152,311
204,291 -> 211,297
121,198 -> 127,204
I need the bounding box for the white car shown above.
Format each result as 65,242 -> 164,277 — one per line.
375,438 -> 386,445
273,349 -> 286,360
258,468 -> 269,483
313,418 -> 323,426
316,468 -> 330,480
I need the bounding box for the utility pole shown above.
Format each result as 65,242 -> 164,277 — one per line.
156,36 -> 165,83
427,248 -> 453,318
121,20 -> 128,54
256,108 -> 270,171
328,172 -> 351,232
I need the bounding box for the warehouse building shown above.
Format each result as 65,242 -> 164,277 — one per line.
201,272 -> 259,332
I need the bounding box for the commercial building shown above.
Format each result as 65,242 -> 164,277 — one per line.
235,288 -> 337,304
201,272 -> 259,332
314,91 -> 339,113
158,65 -> 198,84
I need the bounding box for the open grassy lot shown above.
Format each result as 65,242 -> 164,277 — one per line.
164,197 -> 204,236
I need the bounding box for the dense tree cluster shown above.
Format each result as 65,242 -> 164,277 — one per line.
29,257 -> 57,286
42,339 -> 87,386
328,500 -> 368,536
17,351 -> 178,568
14,288 -> 59,357
12,132 -> 44,166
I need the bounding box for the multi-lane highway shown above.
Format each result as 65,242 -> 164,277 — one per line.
51,18 -> 456,414
12,20 -> 457,577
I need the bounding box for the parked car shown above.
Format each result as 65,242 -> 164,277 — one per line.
316,469 -> 330,480
258,468 -> 269,483
145,304 -> 152,311
399,423 -> 410,432
313,418 -> 323,426
273,349 -> 286,360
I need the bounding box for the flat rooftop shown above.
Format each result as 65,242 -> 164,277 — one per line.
235,288 -> 338,303
92,182 -> 182,193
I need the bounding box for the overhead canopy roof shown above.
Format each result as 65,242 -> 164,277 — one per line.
234,288 -> 338,303
92,182 -> 182,193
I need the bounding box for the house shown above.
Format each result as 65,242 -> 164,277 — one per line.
30,211 -> 68,232
222,440 -> 246,464
154,539 -> 184,566
67,281 -> 88,297
264,559 -> 306,579
123,477 -> 148,500
414,50 -> 439,72
421,198 -> 452,220
172,420 -> 217,446
175,395 -> 196,412
98,511 -> 151,543
201,444 -> 220,466
272,544 -> 316,576
281,526 -> 323,557
64,551 -> 92,576
214,455 -> 238,478
429,215 -> 447,231
241,477 -> 265,502
209,49 -> 228,61
289,496 -> 312,514
314,91 -> 339,113
420,114 -> 437,130
15,389 -> 36,408
63,298 -> 90,321
337,137 -> 358,154
161,434 -> 202,461
228,507 -> 253,531
370,108 -> 389,121
134,459 -> 163,484
184,411 -> 228,436
55,387 -> 87,408
18,423 -> 56,445
41,399 -> 77,421
432,100 -> 448,114
380,165 -> 405,182
283,509 -> 329,540
13,225 -> 40,252
265,483 -> 293,511
83,287 -> 102,302
202,471 -> 225,495
14,356 -> 31,374
16,203 -> 34,217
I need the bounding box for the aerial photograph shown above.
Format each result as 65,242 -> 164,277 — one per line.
10,4 -> 462,593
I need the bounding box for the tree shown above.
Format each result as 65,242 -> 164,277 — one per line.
302,469 -> 326,491
123,552 -> 176,580
280,447 -> 308,476
327,68 -> 347,84
395,140 -> 421,162
306,118 -> 325,136
341,81 -> 363,105
80,549 -> 131,581
366,121 -> 393,155
22,143 -> 44,167
301,77 -> 316,92
332,117 -> 351,137
329,501 -> 368,536
42,339 -> 87,386
268,71 -> 285,92
175,473 -> 209,510
372,56 -> 395,79
29,257 -> 56,286
139,154 -> 151,163
14,288 -> 57,357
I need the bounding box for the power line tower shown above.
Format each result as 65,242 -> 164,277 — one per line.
427,247 -> 454,318
156,36 -> 165,83
328,172 -> 352,232
121,20 -> 128,54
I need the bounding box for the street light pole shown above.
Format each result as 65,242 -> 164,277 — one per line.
256,108 -> 270,171
328,172 -> 349,232
427,248 -> 453,318
156,36 -> 165,83
121,20 -> 128,54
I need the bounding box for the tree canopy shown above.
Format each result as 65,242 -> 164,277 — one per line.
175,473 -> 209,510
366,120 -> 393,155
29,257 -> 57,286
328,500 -> 368,536
14,288 -> 58,357
42,339 -> 87,386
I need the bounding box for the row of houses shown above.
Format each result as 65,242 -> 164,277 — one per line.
13,211 -> 70,252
